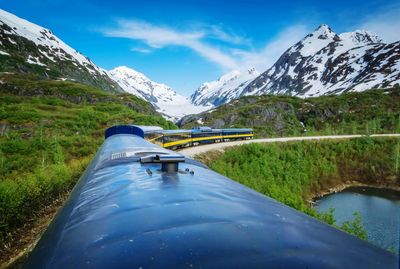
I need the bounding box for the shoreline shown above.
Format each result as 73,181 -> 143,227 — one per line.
309,181 -> 400,204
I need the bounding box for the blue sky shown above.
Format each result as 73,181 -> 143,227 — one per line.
1,0 -> 399,95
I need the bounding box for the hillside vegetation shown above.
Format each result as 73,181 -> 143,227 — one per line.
196,137 -> 400,240
180,87 -> 400,137
0,73 -> 176,246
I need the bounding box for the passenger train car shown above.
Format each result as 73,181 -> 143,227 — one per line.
146,126 -> 253,149
23,125 -> 397,269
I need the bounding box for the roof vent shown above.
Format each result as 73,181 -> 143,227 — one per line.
140,154 -> 185,173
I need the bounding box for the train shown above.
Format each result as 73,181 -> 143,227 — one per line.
23,125 -> 397,269
143,126 -> 254,149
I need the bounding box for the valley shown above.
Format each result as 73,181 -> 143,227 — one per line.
1,9 -> 399,122
0,5 -> 399,268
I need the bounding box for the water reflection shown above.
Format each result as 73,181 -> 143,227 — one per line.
315,186 -> 400,252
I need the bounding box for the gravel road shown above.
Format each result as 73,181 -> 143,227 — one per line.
178,134 -> 400,158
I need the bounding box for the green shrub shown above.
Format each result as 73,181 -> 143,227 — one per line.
198,137 -> 399,240
340,212 -> 367,240
0,76 -> 177,241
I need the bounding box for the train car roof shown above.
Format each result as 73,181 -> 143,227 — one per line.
24,132 -> 397,269
191,129 -> 222,133
134,125 -> 164,133
222,128 -> 253,131
162,129 -> 192,134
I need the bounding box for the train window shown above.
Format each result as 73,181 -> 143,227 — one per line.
164,133 -> 190,143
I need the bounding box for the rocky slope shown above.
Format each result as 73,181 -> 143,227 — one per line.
109,66 -> 211,121
0,9 -> 208,121
243,25 -> 400,97
0,9 -> 122,93
191,25 -> 400,107
2,8 -> 399,122
179,87 -> 400,137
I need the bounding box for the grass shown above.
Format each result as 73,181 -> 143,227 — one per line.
181,87 -> 400,138
0,74 -> 176,241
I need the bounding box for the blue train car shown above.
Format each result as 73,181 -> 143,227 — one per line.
222,128 -> 253,141
160,129 -> 193,149
23,125 -> 397,269
191,127 -> 223,146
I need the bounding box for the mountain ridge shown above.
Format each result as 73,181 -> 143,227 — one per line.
1,9 -> 399,121
190,68 -> 259,107
108,66 -> 211,121
0,9 -> 123,93
190,24 -> 400,108
0,9 -> 211,121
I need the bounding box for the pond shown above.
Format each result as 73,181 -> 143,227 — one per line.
314,186 -> 400,252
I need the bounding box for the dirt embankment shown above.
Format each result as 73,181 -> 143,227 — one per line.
0,194 -> 69,269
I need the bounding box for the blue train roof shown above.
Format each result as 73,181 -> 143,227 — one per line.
137,125 -> 164,133
192,126 -> 212,131
105,125 -> 145,138
222,128 -> 253,132
141,127 -> 253,135
24,131 -> 397,269
162,129 -> 192,134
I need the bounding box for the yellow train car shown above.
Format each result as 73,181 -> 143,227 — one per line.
145,127 -> 253,150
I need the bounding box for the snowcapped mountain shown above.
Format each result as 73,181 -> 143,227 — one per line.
0,9 -> 210,121
190,68 -> 260,106
243,24 -> 400,97
109,66 -> 211,121
0,9 -> 121,92
2,8 -> 399,121
191,25 -> 400,108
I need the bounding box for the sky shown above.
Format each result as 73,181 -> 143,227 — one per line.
0,0 -> 399,96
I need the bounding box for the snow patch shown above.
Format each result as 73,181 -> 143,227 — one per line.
26,55 -> 46,66
191,68 -> 260,106
0,9 -> 103,75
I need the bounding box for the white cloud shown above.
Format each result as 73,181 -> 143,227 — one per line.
359,5 -> 400,43
131,47 -> 152,53
204,25 -> 250,45
104,20 -> 239,69
233,25 -> 310,71
103,19 -> 310,73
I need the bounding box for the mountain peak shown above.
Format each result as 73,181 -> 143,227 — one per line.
315,24 -> 333,33
339,30 -> 382,46
218,70 -> 241,82
190,68 -> 260,107
108,66 -> 211,121
110,66 -> 147,80
247,67 -> 258,75
293,24 -> 338,56
311,24 -> 336,39
242,24 -> 399,99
